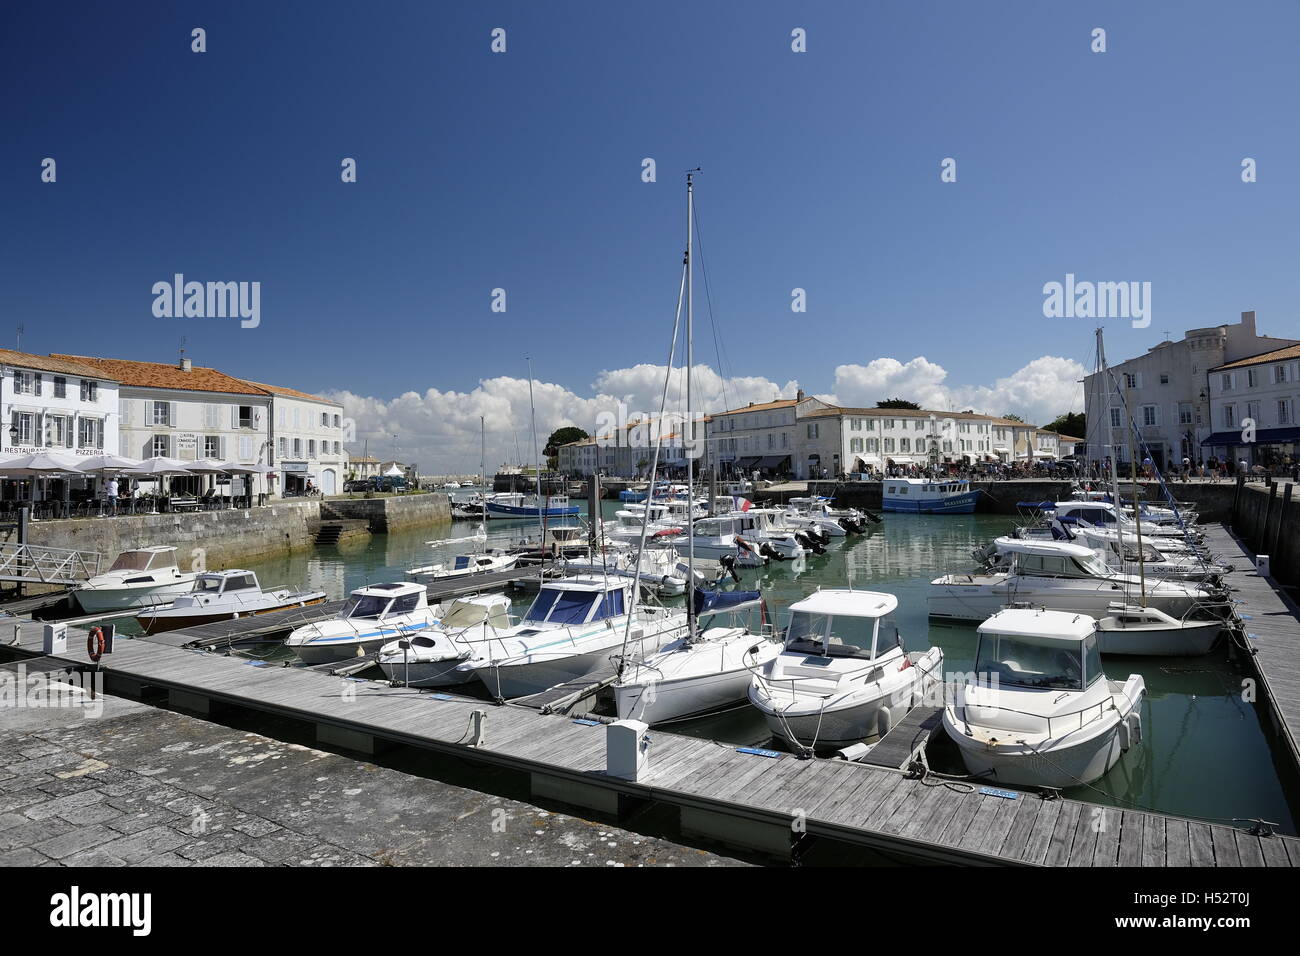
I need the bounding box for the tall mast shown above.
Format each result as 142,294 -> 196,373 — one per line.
685,170 -> 697,641
526,357 -> 545,548
1122,381 -> 1148,604
1096,329 -> 1127,578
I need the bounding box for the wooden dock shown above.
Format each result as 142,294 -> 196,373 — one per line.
4,621 -> 1295,866
1200,523 -> 1300,772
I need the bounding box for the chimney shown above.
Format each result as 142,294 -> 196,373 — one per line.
796,388 -> 805,402
179,358 -> 192,372
1240,310 -> 1256,336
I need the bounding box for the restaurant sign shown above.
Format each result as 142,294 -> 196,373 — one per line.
3,445 -> 106,458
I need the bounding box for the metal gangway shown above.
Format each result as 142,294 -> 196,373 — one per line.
0,542 -> 102,585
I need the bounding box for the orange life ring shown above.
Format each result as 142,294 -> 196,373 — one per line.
87,626 -> 105,663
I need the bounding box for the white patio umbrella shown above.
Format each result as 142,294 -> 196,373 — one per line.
0,451 -> 90,516
122,457 -> 195,509
75,454 -> 143,513
214,461 -> 272,503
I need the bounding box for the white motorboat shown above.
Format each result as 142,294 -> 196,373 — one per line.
782,497 -> 859,536
1095,605 -> 1223,656
454,576 -> 688,699
72,546 -> 198,613
724,508 -> 810,560
1052,500 -> 1203,546
674,515 -> 767,568
377,594 -> 513,686
748,589 -> 944,752
283,581 -> 441,664
136,570 -> 327,635
928,538 -> 1223,623
942,608 -> 1146,789
614,589 -> 782,724
557,547 -> 691,597
406,550 -> 519,583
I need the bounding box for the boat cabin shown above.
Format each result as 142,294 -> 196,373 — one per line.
449,554 -> 503,572
993,538 -> 1112,579
974,608 -> 1101,692
520,578 -> 631,627
192,570 -> 261,596
438,595 -> 512,631
106,547 -> 180,574
782,589 -> 898,660
343,581 -> 428,619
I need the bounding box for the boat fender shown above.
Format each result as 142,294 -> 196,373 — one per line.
87,626 -> 105,663
877,706 -> 892,737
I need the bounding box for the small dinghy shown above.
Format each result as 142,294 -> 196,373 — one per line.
942,607 -> 1146,790
136,570 -> 327,635
284,582 -> 441,664
748,589 -> 944,753
377,594 -> 513,687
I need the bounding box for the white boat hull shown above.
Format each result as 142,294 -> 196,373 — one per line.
1096,620 -> 1222,656
73,578 -> 196,613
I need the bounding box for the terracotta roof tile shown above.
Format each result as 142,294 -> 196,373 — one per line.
241,380 -> 337,404
0,350 -> 118,380
1212,343 -> 1300,371
51,354 -> 269,395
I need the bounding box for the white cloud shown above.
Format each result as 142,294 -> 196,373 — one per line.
326,356 -> 1083,475
827,355 -> 1085,426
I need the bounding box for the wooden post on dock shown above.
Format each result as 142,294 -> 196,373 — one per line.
1271,483 -> 1292,579
1261,480 -> 1278,554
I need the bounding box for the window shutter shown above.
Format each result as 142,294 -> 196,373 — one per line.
231,405 -> 238,429
170,402 -> 178,427
220,437 -> 227,460
65,419 -> 74,448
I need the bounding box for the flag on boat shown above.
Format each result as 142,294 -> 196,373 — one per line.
731,495 -> 752,512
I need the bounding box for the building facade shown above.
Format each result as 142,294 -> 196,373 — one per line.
248,382 -> 348,496
1082,311 -> 1300,469
705,396 -> 813,478
1,350 -> 121,461
1203,343 -> 1300,468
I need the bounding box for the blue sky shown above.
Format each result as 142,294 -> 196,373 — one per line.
3,1 -> 1298,467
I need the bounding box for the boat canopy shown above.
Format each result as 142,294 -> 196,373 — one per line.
107,547 -> 178,573
978,608 -> 1097,642
693,589 -> 761,616
788,589 -> 898,619
991,536 -> 1096,561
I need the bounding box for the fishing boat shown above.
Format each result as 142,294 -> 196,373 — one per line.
406,550 -> 519,583
454,576 -> 688,699
928,538 -> 1223,623
136,570 -> 327,635
882,478 -> 978,514
485,493 -> 580,519
748,589 -> 944,752
72,546 -> 199,613
942,608 -> 1146,789
283,582 -> 440,664
376,594 -> 513,686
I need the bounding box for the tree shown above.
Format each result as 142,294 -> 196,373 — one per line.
876,398 -> 920,410
1042,412 -> 1085,437
543,426 -> 589,458
1003,413 -> 1025,423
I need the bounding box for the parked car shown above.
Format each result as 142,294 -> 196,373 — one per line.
344,478 -> 375,492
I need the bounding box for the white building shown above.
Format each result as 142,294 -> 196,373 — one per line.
797,404 -> 1041,476
1204,343 -> 1300,468
559,420 -> 691,478
246,382 -> 348,496
706,394 -> 817,478
1,350 -> 120,461
1083,311 -> 1299,470
55,354 -> 272,498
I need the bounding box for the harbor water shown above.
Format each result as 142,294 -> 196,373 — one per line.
111,499 -> 1300,836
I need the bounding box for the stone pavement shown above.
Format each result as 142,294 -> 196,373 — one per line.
0,685 -> 743,868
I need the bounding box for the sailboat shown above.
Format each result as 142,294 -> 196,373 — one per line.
612,171 -> 783,725
1089,328 -> 1228,656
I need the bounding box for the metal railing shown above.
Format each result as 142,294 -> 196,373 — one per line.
0,542 -> 103,584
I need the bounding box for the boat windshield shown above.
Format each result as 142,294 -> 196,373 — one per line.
195,576 -> 223,592
109,551 -> 168,572
345,594 -> 392,619
442,601 -> 493,628
975,632 -> 1087,690
523,588 -> 598,625
785,611 -> 880,658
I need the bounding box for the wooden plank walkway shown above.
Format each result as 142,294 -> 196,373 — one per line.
3,620 -> 1295,867
1200,523 -> 1300,772
861,705 -> 944,770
